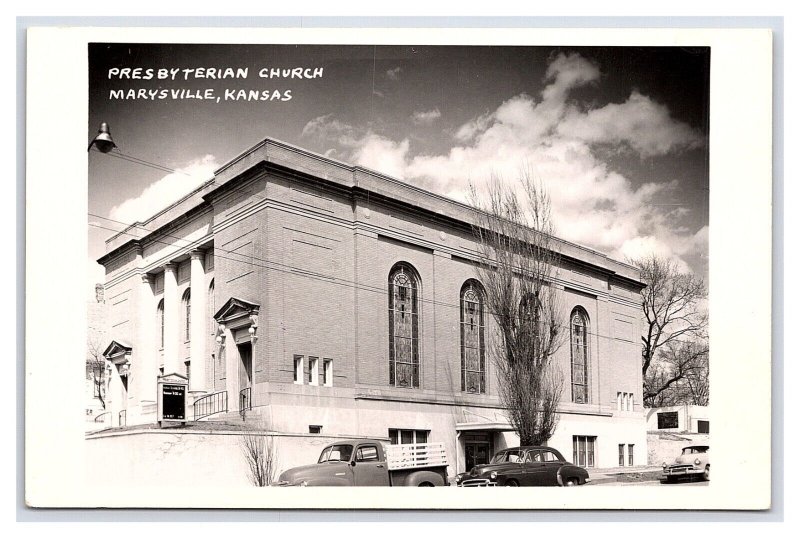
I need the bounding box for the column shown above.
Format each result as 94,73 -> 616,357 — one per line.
137,273 -> 158,403
189,250 -> 207,393
163,262 -> 180,375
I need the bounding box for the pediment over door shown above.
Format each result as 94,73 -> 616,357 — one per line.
213,297 -> 260,329
102,340 -> 132,365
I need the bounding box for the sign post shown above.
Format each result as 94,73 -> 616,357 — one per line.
157,373 -> 189,427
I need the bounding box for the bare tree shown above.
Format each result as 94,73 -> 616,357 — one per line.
682,351 -> 710,406
86,336 -> 107,409
645,340 -> 709,407
632,255 -> 708,407
240,430 -> 277,487
470,171 -> 566,446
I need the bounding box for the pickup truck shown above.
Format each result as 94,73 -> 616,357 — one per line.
274,439 -> 449,486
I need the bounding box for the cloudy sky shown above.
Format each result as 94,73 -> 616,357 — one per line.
88,44 -> 709,296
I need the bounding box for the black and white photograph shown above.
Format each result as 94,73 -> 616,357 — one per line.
24,26 -> 773,510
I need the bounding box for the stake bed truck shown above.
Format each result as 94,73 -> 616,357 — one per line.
274,439 -> 449,486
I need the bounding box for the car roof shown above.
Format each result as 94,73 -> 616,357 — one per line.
499,446 -> 556,451
324,439 -> 386,447
683,445 -> 710,450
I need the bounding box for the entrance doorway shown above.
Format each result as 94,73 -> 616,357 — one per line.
237,342 -> 253,411
464,432 -> 493,472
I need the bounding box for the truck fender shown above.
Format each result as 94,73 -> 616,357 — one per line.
403,470 -> 445,487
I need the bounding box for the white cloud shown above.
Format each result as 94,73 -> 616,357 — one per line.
108,155 -> 218,224
412,108 -> 442,125
557,90 -> 704,157
352,134 -> 411,180
453,111 -> 493,142
302,52 -> 706,273
386,66 -> 401,81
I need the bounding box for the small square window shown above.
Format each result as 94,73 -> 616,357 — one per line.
309,425 -> 322,434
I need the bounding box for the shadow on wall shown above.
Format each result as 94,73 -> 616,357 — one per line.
647,432 -> 710,465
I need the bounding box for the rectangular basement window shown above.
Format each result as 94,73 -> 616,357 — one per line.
309,425 -> 322,434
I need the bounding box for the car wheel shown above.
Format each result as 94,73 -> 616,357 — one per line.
703,465 -> 710,481
564,478 -> 577,487
417,482 -> 434,487
505,479 -> 519,487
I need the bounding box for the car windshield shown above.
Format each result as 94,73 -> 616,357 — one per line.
492,449 -> 523,463
318,444 -> 354,463
682,447 -> 708,455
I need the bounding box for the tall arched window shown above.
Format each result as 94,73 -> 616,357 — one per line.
570,308 -> 589,404
461,280 -> 486,394
388,263 -> 419,388
182,288 -> 191,342
157,299 -> 165,349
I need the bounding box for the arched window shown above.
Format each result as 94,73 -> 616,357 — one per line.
570,308 -> 589,404
460,280 -> 486,394
388,263 -> 419,388
182,288 -> 191,342
157,299 -> 165,349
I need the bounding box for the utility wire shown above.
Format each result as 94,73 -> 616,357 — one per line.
89,217 -> 678,346
89,148 -> 701,345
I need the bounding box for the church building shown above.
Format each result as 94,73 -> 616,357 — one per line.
97,137 -> 647,472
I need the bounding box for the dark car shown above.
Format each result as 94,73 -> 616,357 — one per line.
455,447 -> 590,487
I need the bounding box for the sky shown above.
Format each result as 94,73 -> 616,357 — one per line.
88,44 -> 709,298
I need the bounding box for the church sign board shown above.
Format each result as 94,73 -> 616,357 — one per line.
157,373 -> 189,426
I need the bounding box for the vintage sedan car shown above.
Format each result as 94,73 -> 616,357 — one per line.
455,446 -> 590,487
662,445 -> 710,482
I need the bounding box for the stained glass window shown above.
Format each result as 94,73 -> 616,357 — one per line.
460,280 -> 485,394
570,308 -> 589,403
389,264 -> 419,388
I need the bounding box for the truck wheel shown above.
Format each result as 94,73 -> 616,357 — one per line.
405,470 -> 444,487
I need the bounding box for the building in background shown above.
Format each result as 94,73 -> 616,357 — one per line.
95,137 -> 647,473
86,283 -> 109,429
646,405 -> 710,434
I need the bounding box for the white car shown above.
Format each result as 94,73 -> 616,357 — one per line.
662,445 -> 710,482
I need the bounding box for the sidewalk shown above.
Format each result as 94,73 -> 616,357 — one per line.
587,465 -> 664,485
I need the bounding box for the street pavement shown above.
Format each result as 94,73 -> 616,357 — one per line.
586,465 -> 709,486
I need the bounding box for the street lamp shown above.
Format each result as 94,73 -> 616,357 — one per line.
87,122 -> 117,153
